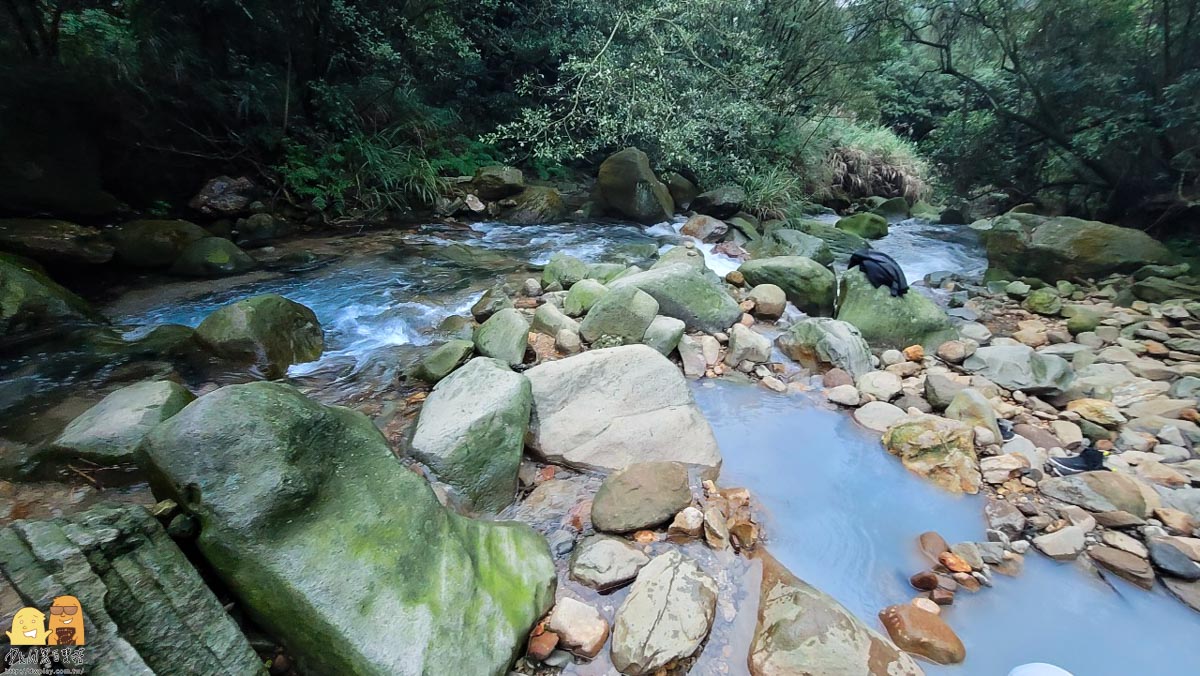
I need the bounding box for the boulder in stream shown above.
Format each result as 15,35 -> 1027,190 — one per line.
140,381 -> 556,675
0,218 -> 113,265
835,212 -> 889,239
610,263 -> 742,333
0,253 -> 99,337
169,237 -> 256,277
775,317 -> 872,379
410,357 -> 531,511
962,344 -> 1074,395
0,504 -> 261,674
525,345 -> 721,473
473,307 -> 529,367
611,549 -> 717,675
596,147 -> 674,224
749,551 -> 922,675
579,285 -> 658,344
883,414 -> 981,494
195,293 -> 324,379
976,213 -> 1173,279
112,219 -> 210,268
836,267 -> 957,351
739,256 -> 836,316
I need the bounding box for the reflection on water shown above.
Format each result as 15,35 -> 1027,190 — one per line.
694,379 -> 1200,675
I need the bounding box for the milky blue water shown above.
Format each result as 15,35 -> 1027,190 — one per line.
694,380 -> 1200,675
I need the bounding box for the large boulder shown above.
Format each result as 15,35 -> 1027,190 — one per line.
785,219 -> 869,262
234,213 -> 294,247
652,244 -> 708,271
170,237 -> 256,277
189,175 -> 256,215
0,254 -> 98,337
525,345 -> 721,473
113,219 -> 210,268
591,461 -> 692,533
944,389 -> 1002,446
596,148 -> 674,224
1132,276 -> 1200,303
0,504 -> 261,673
410,358 -> 531,511
564,278 -> 609,316
14,381 -> 194,476
836,268 -> 957,350
579,285 -> 659,344
976,213 -> 1173,279
680,214 -> 728,242
642,315 -> 685,355
611,550 -> 717,675
746,228 -> 833,265
749,552 -> 923,676
690,185 -> 745,219
775,318 -> 872,379
410,339 -> 475,383
871,197 -> 911,221
610,264 -> 742,333
195,294 -> 324,379
471,165 -> 525,200
962,344 -> 1074,395
1039,472 -> 1160,517
503,186 -> 567,224
739,256 -> 836,316
0,218 -> 113,265
836,213 -> 889,239
473,307 -> 529,367
140,382 -> 556,675
542,252 -> 589,289
883,414 -> 981,494
665,172 -> 699,209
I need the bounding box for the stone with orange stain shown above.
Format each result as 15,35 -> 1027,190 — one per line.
938,552 -> 971,573
527,623 -> 558,662
878,604 -> 965,665
903,345 -> 925,361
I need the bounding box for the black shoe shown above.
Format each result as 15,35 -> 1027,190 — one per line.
998,419 -> 1015,441
1047,447 -> 1107,476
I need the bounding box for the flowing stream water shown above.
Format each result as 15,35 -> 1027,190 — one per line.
9,216 -> 1200,673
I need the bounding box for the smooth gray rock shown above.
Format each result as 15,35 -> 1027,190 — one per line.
569,535 -> 650,592
611,550 -> 717,675
963,344 -> 1074,395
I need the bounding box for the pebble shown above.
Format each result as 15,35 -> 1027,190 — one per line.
527,627 -> 559,661
920,531 -> 950,561
930,587 -> 955,605
939,551 -> 972,573
910,571 -> 939,591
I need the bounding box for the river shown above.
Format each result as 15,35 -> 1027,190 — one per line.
7,216 -> 1200,674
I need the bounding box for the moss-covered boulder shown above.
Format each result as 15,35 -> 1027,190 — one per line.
739,256 -> 836,316
531,303 -> 579,337
564,278 -> 609,316
170,237 -> 256,277
596,147 -> 674,224
870,197 -> 911,221
140,381 -> 556,675
911,200 -> 941,221
471,286 -> 514,322
665,172 -> 699,209
472,165 -> 526,200
113,219 -> 210,268
746,229 -> 832,265
410,358 -> 531,511
690,185 -> 745,219
579,285 -> 659,344
785,219 -> 870,262
652,244 -> 708,271
504,186 -> 567,224
1022,287 -> 1062,315
195,294 -> 324,379
962,345 -> 1075,395
836,213 -> 889,239
609,264 -> 742,333
0,218 -> 113,265
0,253 -> 98,337
473,307 -> 529,366
883,414 -> 981,494
977,213 -> 1173,280
775,317 -> 872,379
542,252 -> 589,289
642,315 -> 685,355
836,267 -> 957,350
1132,276 -> 1200,303
410,339 -> 474,383
235,212 -> 294,247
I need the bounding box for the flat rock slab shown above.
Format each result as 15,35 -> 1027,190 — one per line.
1089,545 -> 1156,589
1039,472 -> 1160,517
591,462 -> 692,533
525,345 -> 721,473
611,550 -> 717,675
569,535 -> 650,592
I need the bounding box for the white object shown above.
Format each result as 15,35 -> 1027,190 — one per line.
1008,664 -> 1074,676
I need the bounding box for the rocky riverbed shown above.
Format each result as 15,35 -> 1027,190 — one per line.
3,160 -> 1200,674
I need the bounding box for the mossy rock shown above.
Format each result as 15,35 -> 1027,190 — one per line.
0,253 -> 98,337
0,218 -> 113,265
739,257 -> 836,316
609,264 -> 742,333
870,197 -> 911,221
542,253 -> 589,289
579,285 -> 659,344
410,339 -> 475,383
195,294 -> 324,379
113,219 -> 210,268
170,237 -> 257,277
784,219 -> 869,262
746,229 -> 832,265
836,267 -> 957,350
473,307 -> 529,366
564,279 -> 609,317
596,147 -> 674,224
139,381 -> 556,675
503,186 -> 567,224
836,213 -> 889,240
652,245 -> 707,271
978,214 -> 1173,280
664,172 -> 699,210
472,165 -> 525,200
